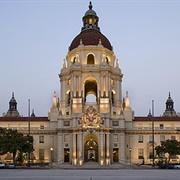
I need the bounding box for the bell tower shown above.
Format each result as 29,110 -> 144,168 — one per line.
59,2 -> 123,116
49,2 -> 133,166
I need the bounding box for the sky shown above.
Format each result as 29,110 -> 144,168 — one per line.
0,0 -> 180,117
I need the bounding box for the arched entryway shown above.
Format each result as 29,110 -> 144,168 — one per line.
84,134 -> 98,162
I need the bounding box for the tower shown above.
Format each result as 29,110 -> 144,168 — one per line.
5,92 -> 20,117
163,92 -> 176,117
49,2 -> 133,166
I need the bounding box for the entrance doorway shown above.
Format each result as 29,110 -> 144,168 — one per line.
84,134 -> 98,162
64,148 -> 70,162
113,148 -> 119,162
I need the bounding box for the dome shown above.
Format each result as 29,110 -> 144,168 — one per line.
69,29 -> 112,51
85,1 -> 97,16
69,2 -> 112,51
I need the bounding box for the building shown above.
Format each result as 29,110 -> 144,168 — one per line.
0,2 -> 180,166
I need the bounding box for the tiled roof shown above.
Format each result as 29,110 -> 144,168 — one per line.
133,116 -> 180,122
69,29 -> 112,51
0,117 -> 49,122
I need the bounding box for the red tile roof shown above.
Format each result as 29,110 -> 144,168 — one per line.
134,116 -> 180,122
69,29 -> 112,51
0,117 -> 49,122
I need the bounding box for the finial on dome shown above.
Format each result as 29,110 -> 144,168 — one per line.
12,92 -> 14,98
169,91 -> 171,97
89,1 -> 93,10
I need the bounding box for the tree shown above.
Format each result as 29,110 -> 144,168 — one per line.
0,127 -> 33,165
155,139 -> 180,164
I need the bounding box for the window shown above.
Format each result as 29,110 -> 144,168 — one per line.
160,124 -> 164,129
39,136 -> 44,143
170,123 -> 175,129
149,135 -> 153,143
171,136 -> 176,140
138,135 -> 143,143
111,78 -> 114,85
160,135 -> 165,142
138,148 -> 144,159
40,125 -> 44,129
39,149 -> 44,160
87,54 -> 94,64
138,123 -> 143,129
67,79 -> 71,85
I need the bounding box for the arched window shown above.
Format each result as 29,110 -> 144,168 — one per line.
87,54 -> 95,64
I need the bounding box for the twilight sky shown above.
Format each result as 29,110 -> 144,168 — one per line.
0,0 -> 180,117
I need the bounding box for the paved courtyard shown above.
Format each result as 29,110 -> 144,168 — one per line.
0,169 -> 180,180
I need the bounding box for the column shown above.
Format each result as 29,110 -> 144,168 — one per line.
119,132 -> 125,163
99,130 -> 104,165
77,131 -> 83,165
106,132 -> 110,165
72,133 -> 77,165
57,133 -> 63,164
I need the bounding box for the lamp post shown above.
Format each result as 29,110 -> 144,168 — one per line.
129,147 -> 132,165
50,148 -> 53,168
27,99 -> 31,167
152,100 -> 155,167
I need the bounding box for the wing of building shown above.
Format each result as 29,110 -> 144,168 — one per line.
0,2 -> 180,166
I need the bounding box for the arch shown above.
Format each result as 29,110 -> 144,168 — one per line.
84,78 -> 97,102
66,90 -> 71,105
71,56 -> 76,64
111,89 -> 116,105
87,54 -> 95,64
84,134 -> 98,162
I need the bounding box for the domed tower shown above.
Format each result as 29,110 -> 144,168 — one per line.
50,2 -> 131,166
6,92 -> 20,117
163,92 -> 176,117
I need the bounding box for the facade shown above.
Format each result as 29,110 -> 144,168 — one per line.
0,2 -> 180,166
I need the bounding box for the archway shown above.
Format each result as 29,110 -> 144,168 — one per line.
84,134 -> 98,162
84,79 -> 97,102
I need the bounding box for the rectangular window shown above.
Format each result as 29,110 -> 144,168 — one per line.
160,124 -> 164,129
39,136 -> 44,143
138,148 -> 144,159
160,135 -> 165,142
149,135 -> 153,143
138,135 -> 143,143
39,149 -> 44,160
171,136 -> 176,140
40,125 -> 44,129
138,123 -> 143,129
170,123 -> 175,129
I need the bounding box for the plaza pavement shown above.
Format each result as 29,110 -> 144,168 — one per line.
0,169 -> 180,180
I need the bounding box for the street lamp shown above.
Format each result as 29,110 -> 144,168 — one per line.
129,147 -> 132,165
50,148 -> 53,168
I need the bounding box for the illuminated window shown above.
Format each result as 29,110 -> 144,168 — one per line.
68,79 -> 71,85
39,149 -> 44,160
87,54 -> 94,64
138,148 -> 144,159
89,18 -> 92,24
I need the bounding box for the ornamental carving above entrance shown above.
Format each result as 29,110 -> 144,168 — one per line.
79,106 -> 103,128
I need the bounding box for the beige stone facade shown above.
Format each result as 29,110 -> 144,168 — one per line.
0,2 -> 180,166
